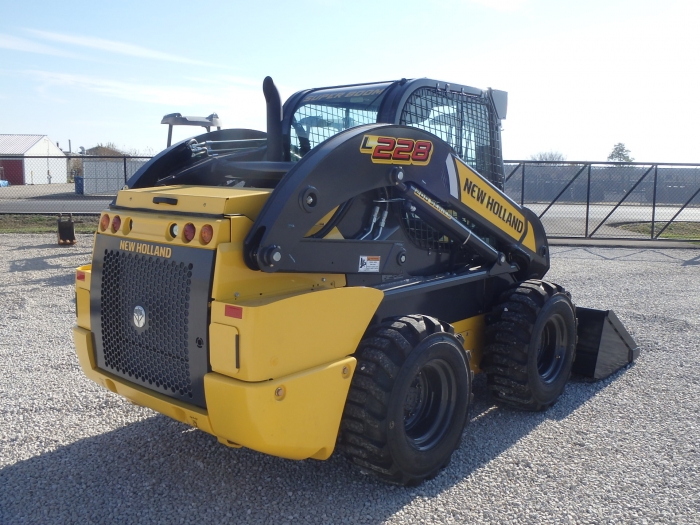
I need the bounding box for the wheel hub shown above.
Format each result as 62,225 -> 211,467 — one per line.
403,374 -> 426,422
402,359 -> 457,451
537,315 -> 567,383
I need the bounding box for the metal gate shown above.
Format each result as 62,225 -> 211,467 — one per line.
504,161 -> 700,241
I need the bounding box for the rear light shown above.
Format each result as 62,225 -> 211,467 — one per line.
200,224 -> 213,245
183,223 -> 196,243
100,214 -> 110,231
168,223 -> 179,239
111,215 -> 121,232
77,271 -> 86,281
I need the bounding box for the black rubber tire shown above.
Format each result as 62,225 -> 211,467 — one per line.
338,315 -> 473,486
483,280 -> 577,411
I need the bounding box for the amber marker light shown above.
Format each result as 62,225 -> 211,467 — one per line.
100,214 -> 110,231
200,224 -> 213,245
183,223 -> 196,243
111,215 -> 121,232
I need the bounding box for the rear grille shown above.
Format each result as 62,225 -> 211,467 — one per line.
101,251 -> 194,398
91,235 -> 214,408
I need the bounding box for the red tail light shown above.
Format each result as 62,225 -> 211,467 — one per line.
100,214 -> 110,231
183,223 -> 196,243
111,215 -> 121,232
77,271 -> 86,281
200,224 -> 213,245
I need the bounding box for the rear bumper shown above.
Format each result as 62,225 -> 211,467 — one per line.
74,326 -> 355,460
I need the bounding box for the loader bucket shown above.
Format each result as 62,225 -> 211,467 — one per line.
572,307 -> 640,380
57,214 -> 76,245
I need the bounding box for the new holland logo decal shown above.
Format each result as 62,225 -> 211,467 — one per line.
360,135 -> 433,165
119,240 -> 172,258
133,305 -> 146,328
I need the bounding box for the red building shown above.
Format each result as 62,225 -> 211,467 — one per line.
0,135 -> 67,185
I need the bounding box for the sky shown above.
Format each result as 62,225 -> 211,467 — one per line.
1,0 -> 699,162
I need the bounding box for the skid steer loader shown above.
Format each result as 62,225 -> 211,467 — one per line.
72,77 -> 638,485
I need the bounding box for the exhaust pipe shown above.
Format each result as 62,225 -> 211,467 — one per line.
263,76 -> 283,162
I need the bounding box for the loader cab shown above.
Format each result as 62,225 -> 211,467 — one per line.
127,77 -> 507,191
282,78 -> 507,189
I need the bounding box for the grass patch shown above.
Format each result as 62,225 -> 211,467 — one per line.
0,214 -> 99,234
614,221 -> 700,240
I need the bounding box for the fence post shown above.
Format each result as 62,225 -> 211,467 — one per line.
123,156 -> 128,185
651,165 -> 658,239
585,164 -> 591,237
520,164 -> 525,206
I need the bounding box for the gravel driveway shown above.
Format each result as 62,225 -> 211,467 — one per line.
1,235 -> 698,524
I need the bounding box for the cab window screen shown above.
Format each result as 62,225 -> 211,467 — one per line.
400,87 -> 501,186
289,85 -> 389,160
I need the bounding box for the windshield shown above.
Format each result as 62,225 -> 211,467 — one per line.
289,83 -> 392,160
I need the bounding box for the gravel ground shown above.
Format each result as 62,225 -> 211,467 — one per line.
1,234 -> 698,525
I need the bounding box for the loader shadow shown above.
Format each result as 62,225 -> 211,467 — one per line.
0,369 -> 629,525
30,192 -> 113,201
9,244 -> 91,277
10,235 -> 93,250
8,258 -> 81,287
23,273 -> 76,287
11,243 -> 82,251
9,254 -> 71,272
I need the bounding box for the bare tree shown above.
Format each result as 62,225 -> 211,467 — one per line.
86,143 -> 127,156
124,146 -> 156,157
529,151 -> 566,162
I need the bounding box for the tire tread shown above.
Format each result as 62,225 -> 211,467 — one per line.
483,279 -> 576,411
338,315 -> 468,486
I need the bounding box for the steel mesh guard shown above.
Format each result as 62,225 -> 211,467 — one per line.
100,251 -> 193,397
401,209 -> 453,252
290,105 -> 378,160
399,87 -> 501,186
92,236 -> 213,408
398,87 -> 502,251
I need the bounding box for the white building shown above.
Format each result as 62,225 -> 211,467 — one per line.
0,135 -> 67,185
82,158 -> 148,195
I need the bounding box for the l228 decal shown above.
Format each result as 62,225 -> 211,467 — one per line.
360,135 -> 433,165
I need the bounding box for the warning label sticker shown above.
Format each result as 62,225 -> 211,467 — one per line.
358,255 -> 381,272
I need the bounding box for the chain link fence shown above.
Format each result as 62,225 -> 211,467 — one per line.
505,161 -> 700,240
0,155 -> 150,214
1,155 -> 699,241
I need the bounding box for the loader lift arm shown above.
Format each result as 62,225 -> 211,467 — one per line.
243,123 -> 549,280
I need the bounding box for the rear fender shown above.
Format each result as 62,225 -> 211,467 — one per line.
210,286 -> 384,381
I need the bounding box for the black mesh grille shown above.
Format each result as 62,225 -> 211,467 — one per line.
100,250 -> 194,398
400,208 -> 483,252
399,87 -> 502,187
401,209 -> 453,252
